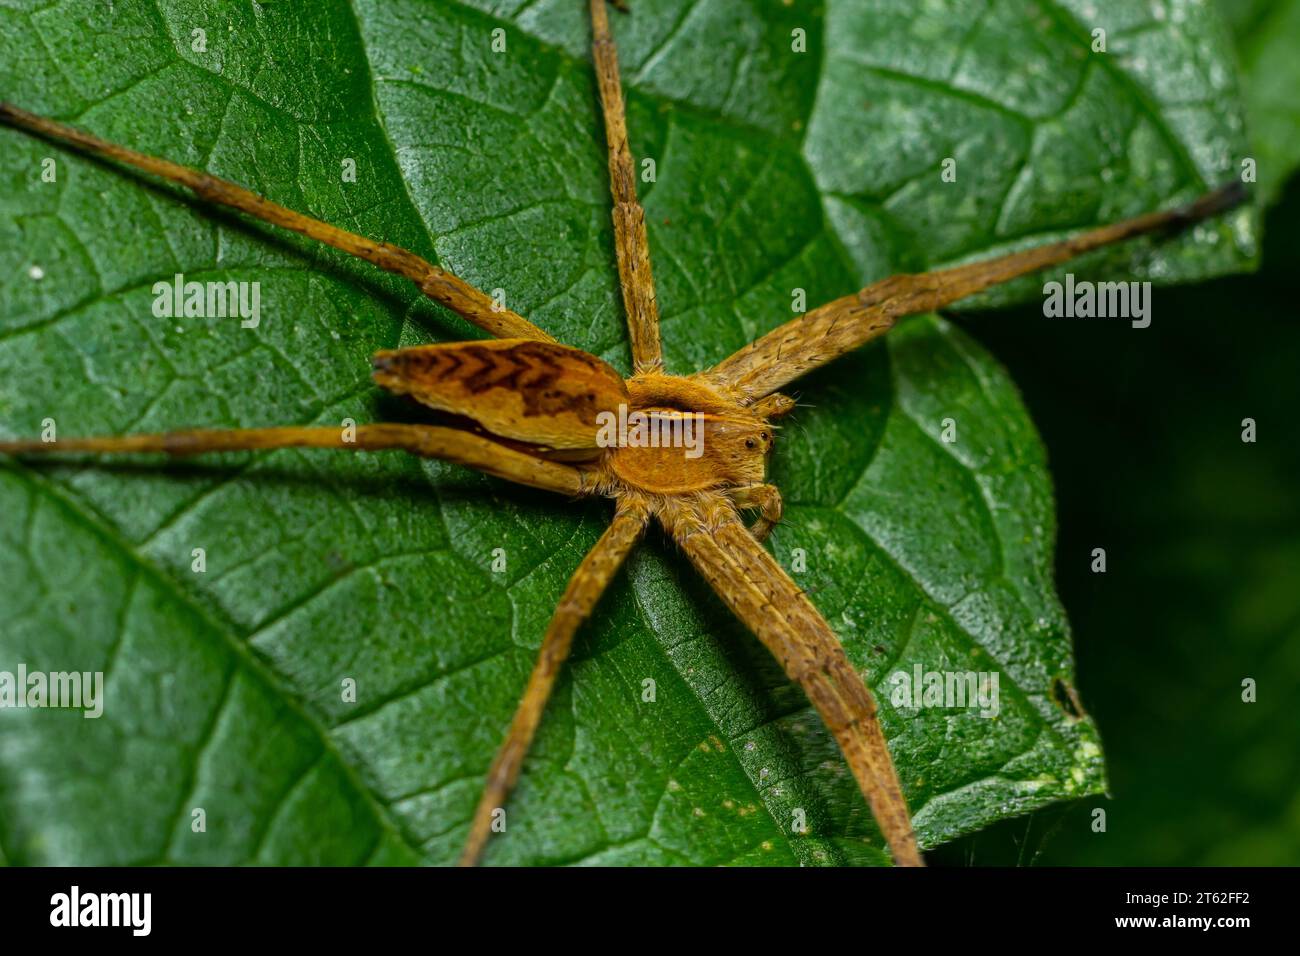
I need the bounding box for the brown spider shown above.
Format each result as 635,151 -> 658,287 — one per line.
0,0 -> 1245,867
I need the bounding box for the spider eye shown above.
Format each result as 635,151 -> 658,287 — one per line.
760,432 -> 769,441
744,439 -> 756,450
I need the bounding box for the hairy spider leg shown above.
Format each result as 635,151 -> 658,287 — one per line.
0,103 -> 553,343
589,0 -> 663,373
661,494 -> 923,866
704,182 -> 1249,400
0,424 -> 586,496
459,500 -> 649,866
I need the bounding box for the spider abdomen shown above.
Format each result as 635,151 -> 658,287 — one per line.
371,339 -> 627,451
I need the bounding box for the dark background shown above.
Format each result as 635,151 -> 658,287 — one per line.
929,176 -> 1299,865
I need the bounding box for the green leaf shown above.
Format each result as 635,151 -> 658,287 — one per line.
0,0 -> 1253,865
1216,0 -> 1300,206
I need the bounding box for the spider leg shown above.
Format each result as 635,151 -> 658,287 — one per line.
702,182 -> 1249,401
588,0 -> 663,373
0,424 -> 586,496
459,499 -> 649,866
726,483 -> 783,542
659,494 -> 923,866
750,393 -> 797,420
0,103 -> 553,344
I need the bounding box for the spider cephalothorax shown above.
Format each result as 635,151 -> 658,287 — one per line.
0,0 -> 1245,868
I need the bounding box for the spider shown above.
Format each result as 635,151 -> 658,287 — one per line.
0,0 -> 1245,867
